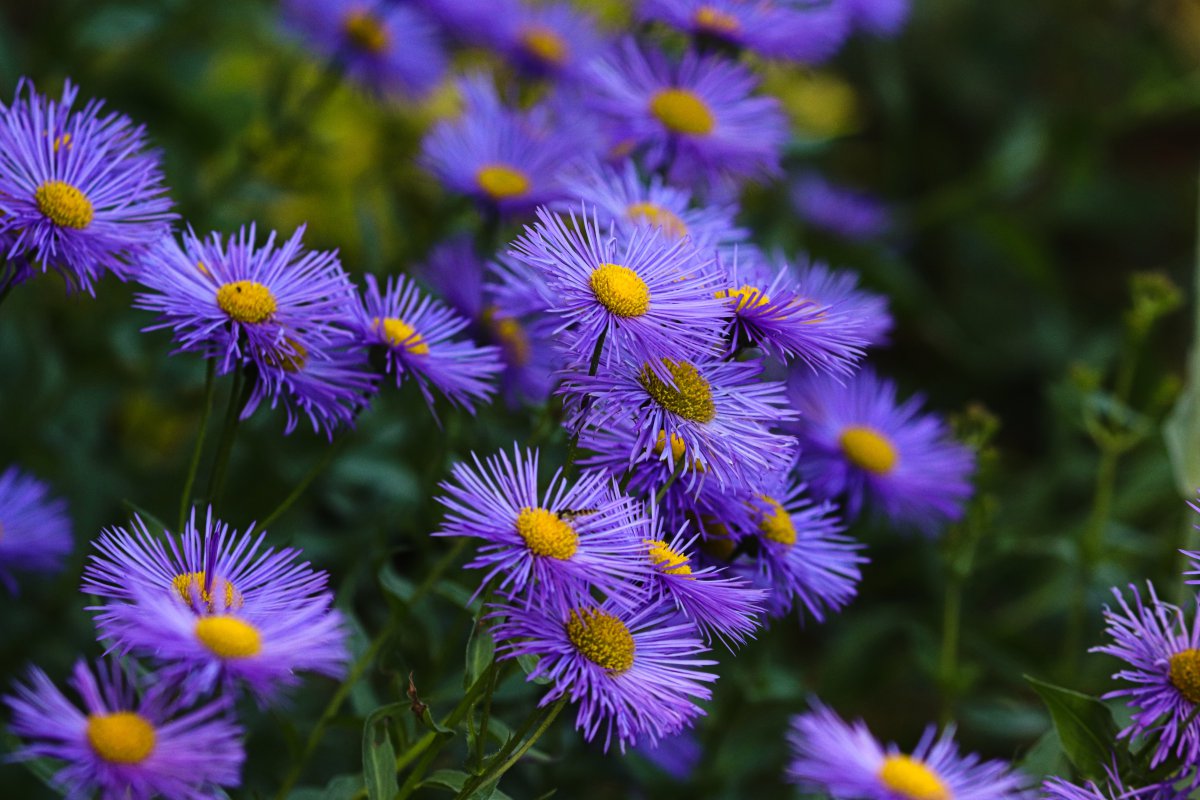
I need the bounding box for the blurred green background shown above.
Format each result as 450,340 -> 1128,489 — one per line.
2,1 -> 1200,797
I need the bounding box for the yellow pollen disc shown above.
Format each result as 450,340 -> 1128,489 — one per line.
589,263 -> 651,318
695,6 -> 742,35
757,495 -> 796,546
195,616 -> 263,659
520,26 -> 568,66
566,608 -> 636,674
476,164 -> 531,201
344,10 -> 389,53
264,337 -> 308,372
481,305 -> 531,366
35,180 -> 94,229
378,317 -> 430,355
715,284 -> 771,312
516,507 -> 579,560
626,202 -> 689,239
216,280 -> 277,324
1170,649 -> 1200,704
877,755 -> 950,800
840,426 -> 899,475
172,571 -> 243,610
639,360 -> 716,423
649,89 -> 716,136
86,712 -> 156,765
645,539 -> 692,576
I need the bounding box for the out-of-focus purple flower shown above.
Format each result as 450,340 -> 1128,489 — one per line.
585,39 -> 788,195
0,465 -> 71,593
83,508 -> 349,705
496,2 -> 607,83
788,369 -> 974,534
1043,771 -> 1189,800
792,173 -> 892,241
0,78 -> 174,294
843,0 -> 911,37
636,729 -> 703,780
791,258 -> 893,347
282,0 -> 447,98
641,0 -> 850,63
415,0 -> 521,46
4,659 -> 244,800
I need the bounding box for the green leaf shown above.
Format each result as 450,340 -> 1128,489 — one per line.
363,705 -> 399,800
419,769 -> 512,799
286,774 -> 364,800
517,654 -> 552,685
465,621 -> 495,688
379,564 -> 415,602
121,499 -> 170,535
1025,675 -> 1118,780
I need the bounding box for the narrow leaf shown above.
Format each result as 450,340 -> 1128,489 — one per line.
1025,675 -> 1118,780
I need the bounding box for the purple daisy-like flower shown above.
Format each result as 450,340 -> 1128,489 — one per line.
435,446 -> 649,605
843,0 -> 911,37
557,158 -> 747,250
0,78 -> 174,294
353,273 -> 502,414
792,258 -> 893,347
788,699 -> 1032,800
491,593 -> 718,751
788,368 -> 975,534
636,729 -> 704,779
510,206 -> 728,370
282,0 -> 447,98
1092,583 -> 1200,769
793,172 -> 893,241
4,658 -> 243,800
415,0 -> 521,45
565,354 -> 797,488
639,502 -> 765,648
420,75 -> 592,215
496,1 -> 607,83
1042,771 -> 1189,800
640,0 -> 850,63
585,38 -> 788,194
0,465 -> 71,593
82,508 -> 348,705
717,249 -> 865,373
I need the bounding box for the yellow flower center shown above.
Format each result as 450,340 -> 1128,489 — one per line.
646,539 -> 692,576
839,426 -> 899,475
877,755 -> 951,800
589,263 -> 651,318
695,6 -> 741,35
344,10 -> 389,53
699,516 -> 736,560
650,89 -> 716,136
520,25 -> 568,66
654,430 -> 688,461
172,571 -> 242,611
626,202 -> 688,239
515,507 -> 578,560
195,616 -> 263,659
1170,649 -> 1200,704
216,280 -> 277,324
35,180 -> 94,229
566,608 -> 636,674
378,317 -> 430,355
476,164 -> 531,201
263,337 -> 308,372
639,360 -> 716,423
482,305 -> 530,366
715,284 -> 771,312
86,712 -> 156,765
757,495 -> 796,546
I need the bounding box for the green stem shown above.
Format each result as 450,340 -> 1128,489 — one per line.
655,456 -> 686,505
938,572 -> 963,725
565,332 -> 607,473
455,697 -> 567,800
206,367 -> 248,510
260,435 -> 348,529
178,361 -> 217,531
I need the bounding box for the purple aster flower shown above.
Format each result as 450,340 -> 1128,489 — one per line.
585,39 -> 788,194
0,465 -> 71,593
640,501 -> 765,648
1043,771 -> 1189,800
134,225 -> 374,436
636,729 -> 703,779
556,158 -> 748,250
564,354 -> 797,488
844,0 -> 911,36
792,258 -> 893,347
1092,583 -> 1200,769
491,593 -> 718,751
420,75 -> 593,215
793,172 -> 893,241
82,508 -> 349,705
435,446 -> 649,605
510,206 -> 728,369
495,2 -> 607,83
353,273 -> 502,415
788,699 -> 1032,800
4,658 -> 243,800
0,78 -> 174,294
640,0 -> 850,63
717,249 -> 865,373
788,368 -> 975,534
415,0 -> 521,45
282,0 -> 447,98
